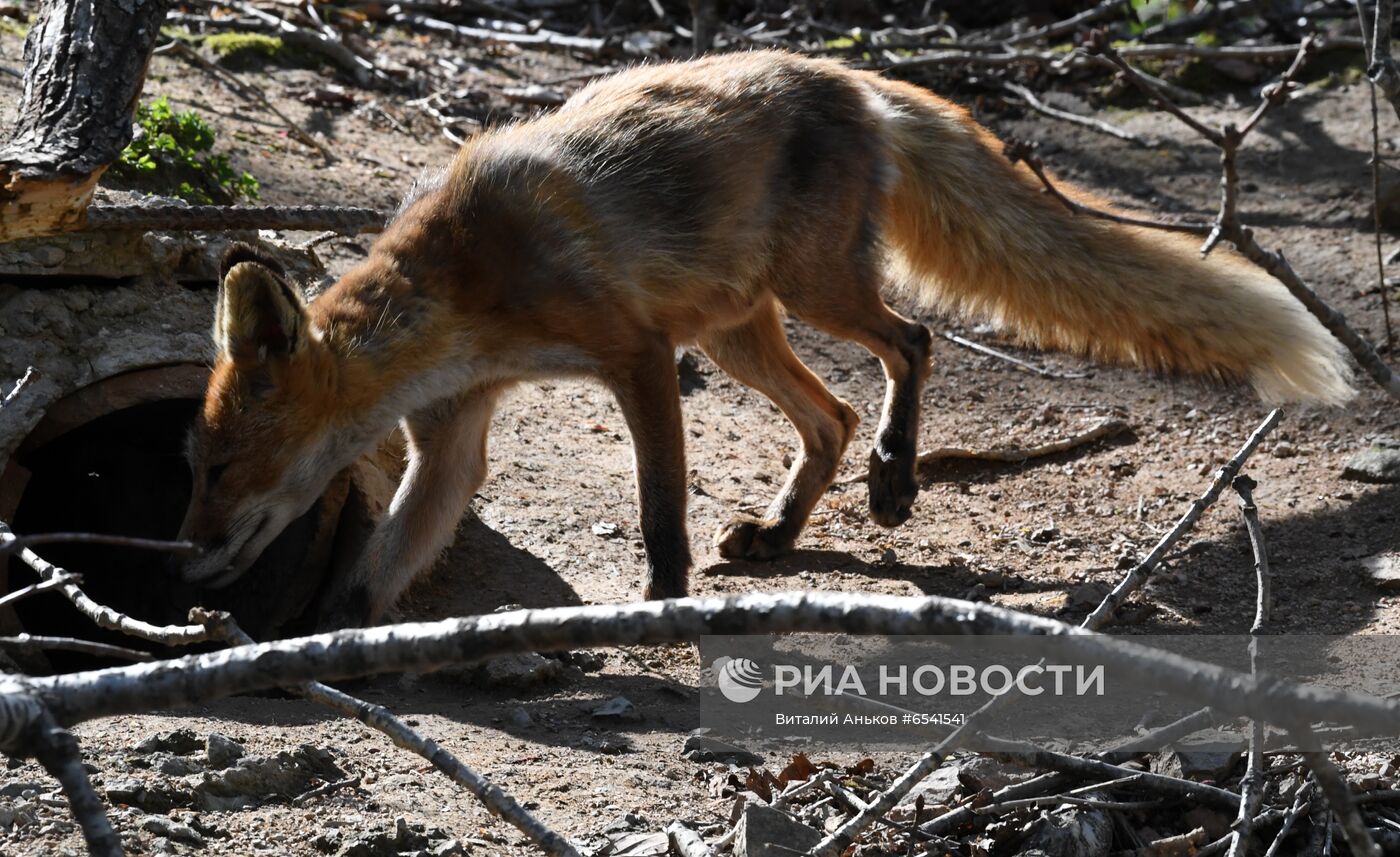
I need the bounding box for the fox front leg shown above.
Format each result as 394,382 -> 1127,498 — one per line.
605,342 -> 693,600
318,384 -> 505,629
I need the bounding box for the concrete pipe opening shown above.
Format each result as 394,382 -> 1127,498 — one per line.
0,365 -> 379,673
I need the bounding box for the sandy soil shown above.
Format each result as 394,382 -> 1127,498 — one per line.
1,19 -> 1398,857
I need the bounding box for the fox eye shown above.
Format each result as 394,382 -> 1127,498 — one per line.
206,463 -> 229,486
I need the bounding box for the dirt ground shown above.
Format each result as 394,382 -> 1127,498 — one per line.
2,18 -> 1399,857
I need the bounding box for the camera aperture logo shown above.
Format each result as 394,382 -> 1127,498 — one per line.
714,656 -> 764,703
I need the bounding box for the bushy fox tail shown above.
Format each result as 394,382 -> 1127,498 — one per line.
869,76 -> 1354,406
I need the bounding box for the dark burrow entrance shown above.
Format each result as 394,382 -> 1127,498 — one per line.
4,396 -> 360,673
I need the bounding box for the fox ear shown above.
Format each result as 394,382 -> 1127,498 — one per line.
215,253 -> 307,362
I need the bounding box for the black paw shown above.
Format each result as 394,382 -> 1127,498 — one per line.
868,447 -> 918,528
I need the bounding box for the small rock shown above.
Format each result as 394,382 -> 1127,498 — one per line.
1271,440 -> 1299,458
1153,742 -> 1243,782
681,735 -> 763,767
1363,554 -> 1400,590
156,754 -> 203,777
603,812 -> 648,833
480,652 -> 564,687
506,707 -> 533,729
1030,526 -> 1059,543
955,756 -> 1028,792
0,782 -> 42,798
193,744 -> 345,811
140,816 -> 205,847
592,696 -> 640,722
1068,581 -> 1110,610
206,733 -> 244,770
134,729 -> 203,756
733,804 -> 820,857
592,521 -> 620,538
1342,437 -> 1400,483
896,766 -> 961,806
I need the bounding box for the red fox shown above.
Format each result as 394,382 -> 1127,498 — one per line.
178,50 -> 1352,627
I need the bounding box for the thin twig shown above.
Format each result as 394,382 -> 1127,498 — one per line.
1004,140 -> 1211,235
1004,0 -> 1125,45
1369,55 -> 1397,350
0,522 -> 213,645
0,530 -> 197,558
156,41 -> 335,163
1069,31 -> 1400,398
916,417 -> 1129,468
942,330 -> 1093,378
0,635 -> 151,662
980,736 -> 1241,810
1083,409 -> 1281,628
835,418 -> 1128,485
0,573 -> 82,610
1227,474 -> 1270,857
1296,724 -> 1380,857
1002,81 -> 1156,147
1262,781 -> 1313,857
1,367 -> 35,411
195,611 -> 580,857
84,203 -> 388,234
920,772 -> 1073,836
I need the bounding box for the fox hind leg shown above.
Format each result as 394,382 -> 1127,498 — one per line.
700,300 -> 859,560
780,271 -> 932,528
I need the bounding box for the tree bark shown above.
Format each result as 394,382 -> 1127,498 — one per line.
0,0 -> 172,241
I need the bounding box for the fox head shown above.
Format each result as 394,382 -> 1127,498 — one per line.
178,246 -> 350,588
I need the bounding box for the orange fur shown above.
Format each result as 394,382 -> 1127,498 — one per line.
180,51 -> 1353,625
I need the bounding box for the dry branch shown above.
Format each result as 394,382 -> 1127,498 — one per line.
156,40 -> 335,162
916,417 -> 1129,468
0,572 -> 82,610
195,610 -> 580,856
1083,409 -> 1280,628
1001,81 -> 1156,147
816,411 -> 1279,855
941,330 -> 1092,378
0,522 -> 213,645
1079,32 -> 1400,400
1,367 -> 35,411
0,635 -> 151,662
2,591 -> 1398,741
394,11 -> 608,55
30,705 -> 121,857
0,530 -> 196,558
834,418 -> 1127,486
1226,474 -> 1270,857
979,736 -> 1242,810
1297,725 -> 1380,857
205,0 -> 390,89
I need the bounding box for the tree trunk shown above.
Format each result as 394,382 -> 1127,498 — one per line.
0,0 -> 172,241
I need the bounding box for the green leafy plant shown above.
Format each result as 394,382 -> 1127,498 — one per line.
112,96 -> 259,204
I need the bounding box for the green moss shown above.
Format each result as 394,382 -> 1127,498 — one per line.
202,32 -> 284,59
0,15 -> 29,40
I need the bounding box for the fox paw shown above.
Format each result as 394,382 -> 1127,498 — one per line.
868,448 -> 918,528
714,515 -> 791,560
316,586 -> 373,632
